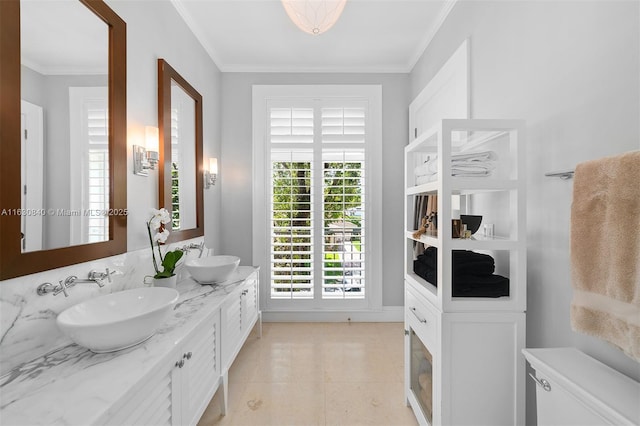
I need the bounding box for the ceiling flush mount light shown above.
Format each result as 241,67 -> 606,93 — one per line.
281,0 -> 347,35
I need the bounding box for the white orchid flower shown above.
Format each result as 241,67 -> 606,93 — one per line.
153,228 -> 170,243
158,208 -> 171,225
149,208 -> 171,230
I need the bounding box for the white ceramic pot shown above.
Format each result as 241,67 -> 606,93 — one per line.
151,275 -> 177,289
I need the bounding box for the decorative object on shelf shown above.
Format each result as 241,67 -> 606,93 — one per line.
147,208 -> 184,283
451,219 -> 462,238
281,0 -> 347,35
460,214 -> 482,235
412,216 -> 429,240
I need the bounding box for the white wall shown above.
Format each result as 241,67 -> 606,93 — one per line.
410,1 -> 639,423
107,0 -> 221,250
220,73 -> 409,306
0,0 -> 222,372
106,0 -> 223,253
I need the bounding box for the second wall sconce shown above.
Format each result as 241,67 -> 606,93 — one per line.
204,157 -> 218,189
133,126 -> 160,176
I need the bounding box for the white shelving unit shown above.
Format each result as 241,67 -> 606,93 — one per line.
404,119 -> 527,425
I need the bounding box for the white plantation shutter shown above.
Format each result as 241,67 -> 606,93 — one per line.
254,85 -> 382,313
322,150 -> 365,299
270,150 -> 314,299
321,107 -> 365,143
84,100 -> 109,243
270,108 -> 314,144
267,101 -> 370,304
69,87 -> 109,245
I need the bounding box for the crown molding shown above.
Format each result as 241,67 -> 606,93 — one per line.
406,0 -> 458,73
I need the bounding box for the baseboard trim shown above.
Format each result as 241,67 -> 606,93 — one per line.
261,306 -> 403,322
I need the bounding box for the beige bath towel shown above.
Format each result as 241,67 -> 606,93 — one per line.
570,150 -> 640,361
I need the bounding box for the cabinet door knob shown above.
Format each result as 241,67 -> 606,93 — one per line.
183,351 -> 192,360
175,359 -> 185,368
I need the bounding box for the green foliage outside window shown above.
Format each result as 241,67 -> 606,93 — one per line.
171,162 -> 180,229
271,160 -> 363,293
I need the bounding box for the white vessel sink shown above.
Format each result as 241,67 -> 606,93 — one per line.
185,255 -> 240,284
56,287 -> 179,353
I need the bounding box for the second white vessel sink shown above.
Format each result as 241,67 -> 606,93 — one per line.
56,287 -> 179,353
185,255 -> 240,284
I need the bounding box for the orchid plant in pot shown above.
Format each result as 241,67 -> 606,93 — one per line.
146,208 -> 183,288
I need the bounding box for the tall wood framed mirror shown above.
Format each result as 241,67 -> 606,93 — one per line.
157,59 -> 204,242
0,0 -> 127,280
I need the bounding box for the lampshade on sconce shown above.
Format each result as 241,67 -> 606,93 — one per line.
145,126 -> 159,161
281,0 -> 347,35
204,157 -> 218,189
133,126 -> 160,176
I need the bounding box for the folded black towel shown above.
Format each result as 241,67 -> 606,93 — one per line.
452,274 -> 509,297
416,247 -> 495,276
413,258 -> 509,298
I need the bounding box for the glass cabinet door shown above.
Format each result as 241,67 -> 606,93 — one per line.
410,329 -> 433,423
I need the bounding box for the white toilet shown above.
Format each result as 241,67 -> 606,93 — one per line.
523,348 -> 640,425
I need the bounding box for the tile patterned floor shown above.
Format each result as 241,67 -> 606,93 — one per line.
198,322 -> 418,426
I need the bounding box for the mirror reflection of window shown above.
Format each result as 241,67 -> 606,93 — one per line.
170,81 -> 197,230
20,0 -> 109,252
69,87 -> 109,245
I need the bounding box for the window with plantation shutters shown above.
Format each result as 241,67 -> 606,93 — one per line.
255,85 -> 382,312
85,103 -> 109,242
69,86 -> 109,245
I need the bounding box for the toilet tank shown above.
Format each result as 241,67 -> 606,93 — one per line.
523,348 -> 640,426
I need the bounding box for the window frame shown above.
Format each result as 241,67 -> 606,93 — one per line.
252,85 -> 382,314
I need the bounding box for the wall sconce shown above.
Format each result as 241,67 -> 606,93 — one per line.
204,157 -> 218,189
133,126 -> 160,176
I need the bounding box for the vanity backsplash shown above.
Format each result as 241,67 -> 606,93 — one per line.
0,238 -> 206,376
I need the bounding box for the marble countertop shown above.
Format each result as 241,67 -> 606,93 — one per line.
0,266 -> 257,426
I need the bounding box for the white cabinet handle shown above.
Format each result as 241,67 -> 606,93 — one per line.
410,307 -> 427,324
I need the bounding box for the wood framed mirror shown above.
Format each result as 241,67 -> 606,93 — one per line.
0,0 -> 127,280
157,59 -> 204,243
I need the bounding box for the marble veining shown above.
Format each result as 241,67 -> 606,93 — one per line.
0,265 -> 256,425
0,238 -> 207,375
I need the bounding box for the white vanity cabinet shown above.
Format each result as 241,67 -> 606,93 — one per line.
101,310 -> 221,426
0,267 -> 262,426
174,313 -> 221,426
220,272 -> 260,413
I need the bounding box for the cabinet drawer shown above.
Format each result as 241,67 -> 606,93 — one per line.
406,288 -> 438,347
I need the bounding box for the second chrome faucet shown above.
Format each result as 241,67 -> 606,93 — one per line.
36,268 -> 115,297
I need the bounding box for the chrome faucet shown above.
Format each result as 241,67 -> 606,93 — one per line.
36,268 -> 115,297
181,242 -> 206,258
